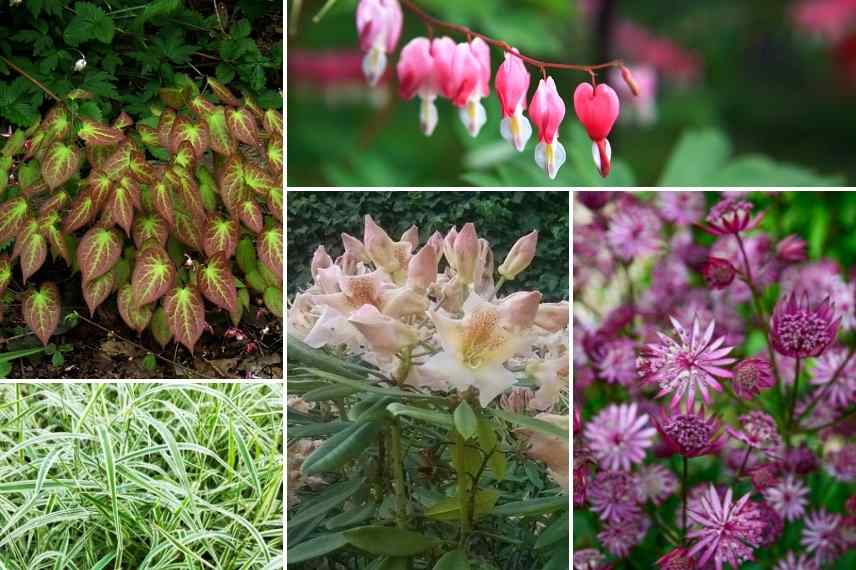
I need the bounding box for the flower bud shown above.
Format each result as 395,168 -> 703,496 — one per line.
363,215 -> 397,270
529,76 -> 566,179
400,224 -> 419,251
777,234 -> 807,263
311,246 -> 333,280
426,230 -> 444,261
701,256 -> 737,289
443,226 -> 458,268
406,244 -> 438,291
498,230 -> 538,280
356,0 -> 403,86
620,65 -> 641,96
535,302 -> 570,332
453,223 -> 479,284
74,57 -> 87,72
495,49 -> 532,152
498,291 -> 542,331
341,232 -> 369,263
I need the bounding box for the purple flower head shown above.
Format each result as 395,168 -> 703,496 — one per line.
703,198 -> 764,236
658,191 -> 705,226
639,316 -> 736,409
749,500 -> 784,546
801,509 -> 845,566
727,411 -> 783,451
781,260 -> 855,329
770,291 -> 839,358
584,402 -> 656,471
636,463 -> 679,505
774,551 -> 819,570
654,403 -> 724,458
606,205 -> 662,261
656,547 -> 697,570
825,443 -> 856,482
577,191 -> 614,211
595,338 -> 638,385
763,473 -> 809,522
732,356 -> 775,400
701,256 -> 737,290
749,461 -> 782,492
687,485 -> 764,570
785,443 -> 818,475
587,470 -> 642,523
573,548 -> 610,570
597,513 -> 647,558
810,345 -> 856,407
777,234 -> 807,263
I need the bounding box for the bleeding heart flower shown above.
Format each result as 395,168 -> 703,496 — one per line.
573,82 -> 620,177
397,37 -> 440,136
529,76 -> 566,180
435,38 -> 491,137
495,49 -> 532,151
356,0 -> 403,86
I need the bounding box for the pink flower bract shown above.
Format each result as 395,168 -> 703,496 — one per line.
687,485 -> 764,570
584,402 -> 656,471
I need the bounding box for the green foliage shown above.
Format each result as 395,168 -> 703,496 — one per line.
286,191 -> 569,301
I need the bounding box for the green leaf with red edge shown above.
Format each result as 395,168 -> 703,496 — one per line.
83,268 -> 114,316
268,187 -> 283,222
164,285 -> 206,353
257,227 -> 283,286
22,281 -> 61,346
41,142 -> 80,189
244,96 -> 264,120
173,170 -> 206,223
12,218 -> 39,260
170,117 -> 209,159
107,181 -> 135,236
129,147 -> 155,184
189,95 -> 215,118
40,212 -> 70,264
206,77 -> 241,106
263,109 -> 283,137
43,106 -> 71,140
202,216 -> 239,259
173,209 -> 202,250
0,197 -> 29,242
226,108 -> 260,146
101,141 -> 133,180
207,107 -> 236,156
152,180 -> 176,229
118,284 -> 153,334
238,200 -> 263,234
19,229 -> 47,283
86,143 -> 116,170
219,155 -> 246,215
131,245 -> 175,307
77,226 -> 122,282
88,173 -> 112,211
267,137 -> 283,176
264,286 -> 283,318
172,141 -> 196,170
113,111 -> 134,130
158,108 -> 177,149
78,118 -> 125,146
0,255 -> 11,298
159,87 -> 187,109
198,252 -> 237,312
243,162 -> 277,197
137,124 -> 158,147
150,305 -> 172,347
132,214 -> 169,249
62,191 -> 95,233
39,191 -> 69,216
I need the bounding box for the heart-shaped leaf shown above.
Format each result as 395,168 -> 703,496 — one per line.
77,226 -> 122,282
22,282 -> 61,346
41,142 -> 80,189
131,245 -> 175,307
198,252 -> 237,312
164,285 -> 206,353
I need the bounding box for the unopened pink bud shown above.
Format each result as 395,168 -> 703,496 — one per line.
400,225 -> 419,251
406,244 -> 438,291
529,77 -> 566,179
498,230 -> 538,280
356,0 -> 403,86
341,232 -> 369,262
620,65 -> 641,96
311,246 -> 332,279
499,291 -> 542,331
426,230 -> 444,261
453,223 -> 479,284
443,226 -> 458,267
701,256 -> 737,289
496,49 -> 532,151
363,215 -> 397,269
777,234 -> 807,263
535,302 -> 570,332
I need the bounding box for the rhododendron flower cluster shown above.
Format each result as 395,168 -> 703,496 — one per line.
352,0 -> 639,179
574,191 -> 856,569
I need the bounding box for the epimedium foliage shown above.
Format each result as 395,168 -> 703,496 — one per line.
0,75 -> 283,352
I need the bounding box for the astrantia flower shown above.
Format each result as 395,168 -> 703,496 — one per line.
825,443 -> 856,482
598,513 -> 647,557
773,551 -> 819,570
727,411 -> 782,451
732,356 -> 775,400
763,473 -> 809,521
639,316 -> 736,409
658,191 -> 705,226
777,234 -> 807,263
595,338 -> 637,385
636,463 -> 679,505
770,291 -> 839,358
749,461 -> 782,491
810,345 -> 856,407
588,470 -> 642,523
749,500 -> 784,546
701,257 -> 737,290
703,198 -> 764,236
785,443 -> 818,475
654,403 -> 724,458
801,509 -> 845,566
606,205 -> 662,261
584,402 -> 657,471
657,547 -> 696,570
687,485 -> 763,570
573,548 -> 609,570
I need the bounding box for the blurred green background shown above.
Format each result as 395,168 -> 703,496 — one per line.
286,190 -> 569,300
287,0 -> 854,186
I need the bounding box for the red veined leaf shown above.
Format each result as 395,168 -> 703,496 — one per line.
238,200 -> 263,234
158,108 -> 177,149
78,118 -> 125,146
113,111 -> 134,130
121,176 -> 142,210
77,226 -> 122,282
132,214 -> 169,249
23,281 -> 61,346
39,212 -> 70,264
129,147 -> 155,184
172,141 -> 196,170
12,218 -> 38,260
0,255 -> 11,298
206,107 -> 236,156
118,284 -> 153,334
218,155 -> 246,216
41,142 -> 80,189
170,117 -> 209,159
131,245 -> 175,307
243,96 -> 264,120
14,219 -> 47,283
257,227 -> 283,285
101,141 -> 133,180
87,172 -> 112,211
171,168 -> 206,223
107,180 -> 135,236
86,143 -> 117,170
158,87 -> 187,109
189,95 -> 215,118
263,109 -> 283,137
198,252 -> 237,312
137,124 -> 158,147
62,191 -> 96,233
83,268 -> 114,316
152,181 -> 176,229
164,285 -> 207,353
243,162 -> 277,197
226,108 -> 260,146
150,306 -> 172,347
38,191 -> 70,216
268,187 -> 283,222
267,137 -> 283,176
202,216 -> 239,259
42,106 -> 71,140
24,130 -> 47,160
206,77 -> 241,106
0,197 -> 30,242
173,209 -> 202,250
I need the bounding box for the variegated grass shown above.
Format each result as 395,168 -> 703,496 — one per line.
0,383 -> 284,570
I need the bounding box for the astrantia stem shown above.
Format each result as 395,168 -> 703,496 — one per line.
786,357 -> 801,446
798,343 -> 856,423
681,455 -> 688,544
736,447 -> 752,478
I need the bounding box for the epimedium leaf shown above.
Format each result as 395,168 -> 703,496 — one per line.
0,255 -> 11,297
169,117 -> 209,160
170,168 -> 206,223
17,224 -> 47,283
22,282 -> 61,346
152,180 -> 176,229
62,191 -> 95,233
267,137 -> 283,176
41,142 -> 80,189
106,180 -> 135,236
243,162 -> 277,197
150,305 -> 172,348
131,245 -> 175,307
173,209 -> 202,250
86,170 -> 112,210
226,108 -> 260,146
268,187 -> 283,222
158,108 -> 177,149
38,191 -> 69,217
189,95 -> 215,118
263,109 -> 283,138
206,77 -> 241,107
202,216 -> 239,259
77,118 -> 125,146
198,252 -> 237,312
238,200 -> 263,234
117,284 -> 152,334
112,111 -> 134,130
82,268 -> 114,316
40,212 -> 70,265
0,197 -> 29,242
257,227 -> 283,285
164,285 -> 207,353
206,107 -> 236,156
218,155 -> 246,216
132,214 -> 169,249
77,226 -> 122,282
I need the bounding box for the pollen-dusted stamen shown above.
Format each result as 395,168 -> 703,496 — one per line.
460,308 -> 504,368
770,291 -> 839,358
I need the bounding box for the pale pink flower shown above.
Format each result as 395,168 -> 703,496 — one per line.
801,509 -> 845,566
810,345 -> 856,407
773,551 -> 819,570
825,443 -> 856,482
727,411 -> 782,451
657,191 -> 705,226
770,291 -> 840,358
584,402 -> 656,471
573,82 -> 620,177
529,76 -> 566,179
435,38 -> 490,136
763,474 -> 809,521
356,0 -> 402,85
636,463 -> 678,505
574,548 -> 609,570
397,37 -> 440,136
598,513 -> 647,557
703,198 -> 763,236
687,485 -> 763,570
606,205 -> 662,261
495,49 -> 532,151
498,230 -> 538,280
588,470 -> 641,523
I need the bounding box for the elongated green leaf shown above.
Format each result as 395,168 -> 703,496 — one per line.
343,526 -> 436,556
0,255 -> 11,297
287,477 -> 366,529
489,409 -> 569,441
263,286 -> 283,318
0,509 -> 92,548
164,286 -> 207,352
206,107 -> 236,156
206,77 -> 241,107
301,421 -> 382,475
22,282 -> 61,345
433,550 -> 471,570
285,533 -> 347,565
77,226 -> 122,282
257,227 -> 283,284
387,403 -> 453,427
453,401 -> 478,439
491,495 -> 568,517
96,424 -> 123,565
234,427 -> 262,497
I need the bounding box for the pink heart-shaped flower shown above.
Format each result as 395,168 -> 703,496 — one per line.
573,82 -> 620,141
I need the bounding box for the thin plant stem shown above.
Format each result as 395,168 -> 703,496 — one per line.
786,356 -> 802,447
389,421 -> 408,530
798,344 -> 856,423
681,456 -> 688,544
736,447 -> 752,478
806,406 -> 856,433
0,55 -> 61,102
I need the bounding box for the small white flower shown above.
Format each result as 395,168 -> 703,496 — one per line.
73,57 -> 87,72
10,0 -> 23,7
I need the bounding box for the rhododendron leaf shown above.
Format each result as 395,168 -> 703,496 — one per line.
263,286 -> 283,318
78,118 -> 125,146
22,282 -> 61,346
202,216 -> 239,259
118,284 -> 153,333
342,526 -> 436,556
132,214 -> 169,249
131,245 -> 175,307
41,142 -> 80,189
62,192 -> 95,233
0,255 -> 11,297
206,107 -> 236,156
164,286 -> 206,352
173,209 -> 202,250
268,187 -> 283,222
108,182 -> 135,236
198,252 -> 237,312
263,109 -> 283,137
257,227 -> 283,285
238,200 -> 263,234
83,268 -> 114,316
206,77 -> 241,106
226,108 -> 259,146
78,226 -> 122,282
153,181 -> 176,229
158,108 -> 177,149
0,197 -> 29,242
